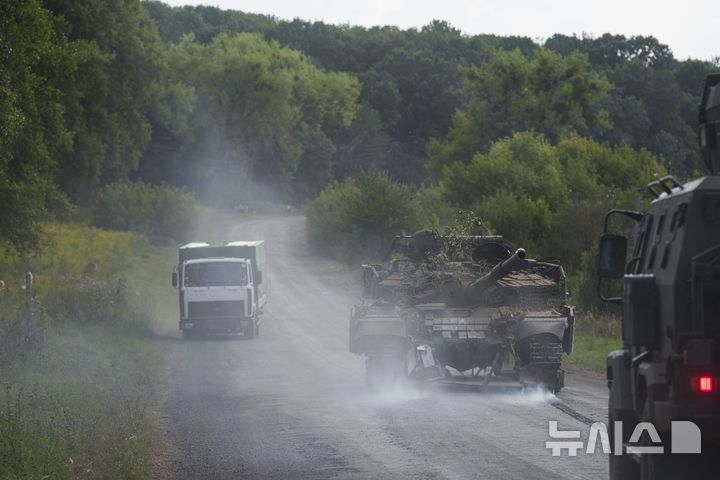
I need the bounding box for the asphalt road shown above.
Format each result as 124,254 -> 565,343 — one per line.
162,215 -> 610,479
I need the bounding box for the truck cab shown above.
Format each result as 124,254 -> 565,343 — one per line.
173,242 -> 266,339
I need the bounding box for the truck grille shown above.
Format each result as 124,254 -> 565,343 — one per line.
188,301 -> 244,319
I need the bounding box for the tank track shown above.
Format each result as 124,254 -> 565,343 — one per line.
518,333 -> 565,392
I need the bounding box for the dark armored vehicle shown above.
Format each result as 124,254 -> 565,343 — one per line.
350,231 -> 575,391
598,74 -> 720,478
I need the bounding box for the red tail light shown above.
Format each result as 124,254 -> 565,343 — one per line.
698,375 -> 714,393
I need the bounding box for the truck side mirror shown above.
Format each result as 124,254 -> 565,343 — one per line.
172,271 -> 178,288
598,234 -> 627,279
255,271 -> 262,284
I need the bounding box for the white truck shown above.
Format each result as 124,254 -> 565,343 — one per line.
172,241 -> 267,339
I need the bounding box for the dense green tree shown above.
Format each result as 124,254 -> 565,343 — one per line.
0,0 -> 74,249
160,33 -> 360,201
328,105 -> 402,181
427,49 -> 611,176
306,172 -> 423,261
441,132 -> 665,268
373,48 -> 463,142
3,0 -> 716,255
545,33 -> 710,178
607,61 -> 701,176
143,4 -> 714,181
545,33 -> 674,69
592,94 -> 651,148
143,2 -> 274,44
42,0 -> 184,199
92,180 -> 197,240
674,59 -> 718,97
143,3 -> 545,184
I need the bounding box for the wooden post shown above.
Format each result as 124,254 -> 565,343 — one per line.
24,271 -> 32,340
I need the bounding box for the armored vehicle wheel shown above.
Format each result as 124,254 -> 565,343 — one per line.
608,397 -> 639,480
519,333 -> 566,392
366,354 -> 406,390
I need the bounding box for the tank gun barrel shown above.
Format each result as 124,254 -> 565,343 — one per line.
466,248 -> 527,298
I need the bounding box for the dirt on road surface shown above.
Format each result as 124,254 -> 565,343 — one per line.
158,215 -> 609,479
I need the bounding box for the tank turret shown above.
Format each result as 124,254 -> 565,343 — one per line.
465,248 -> 527,301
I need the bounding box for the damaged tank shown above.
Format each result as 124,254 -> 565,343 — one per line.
349,230 -> 575,391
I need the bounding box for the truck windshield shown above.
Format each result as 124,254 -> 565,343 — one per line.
184,262 -> 248,287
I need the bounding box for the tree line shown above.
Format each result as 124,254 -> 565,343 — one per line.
1,0 -> 717,258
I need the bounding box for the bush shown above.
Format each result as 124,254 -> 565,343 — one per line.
307,172 -> 436,262
92,181 -> 197,241
43,275 -> 128,325
413,185 -> 456,231
475,191 -> 554,257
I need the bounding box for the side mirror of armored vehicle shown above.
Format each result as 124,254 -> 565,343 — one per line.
172,271 -> 178,288
598,234 -> 627,279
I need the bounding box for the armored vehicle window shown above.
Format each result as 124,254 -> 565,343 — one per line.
646,213 -> 666,271
633,215 -> 653,273
633,227 -> 646,259
676,203 -> 688,228
647,245 -> 657,270
184,262 -> 248,287
655,213 -> 666,238
670,210 -> 678,232
660,242 -> 671,269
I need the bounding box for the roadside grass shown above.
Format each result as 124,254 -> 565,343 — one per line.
567,332 -> 622,372
121,235 -> 179,337
0,325 -> 165,479
567,311 -> 622,372
2,222 -> 138,283
0,222 -> 177,479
